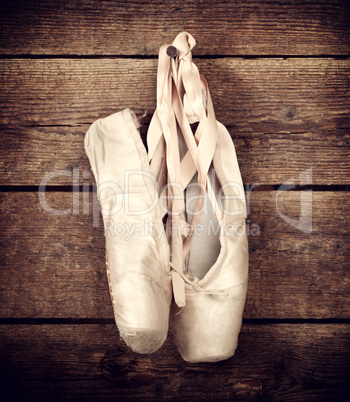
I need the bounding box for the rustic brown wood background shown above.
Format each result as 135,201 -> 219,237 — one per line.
0,1 -> 349,401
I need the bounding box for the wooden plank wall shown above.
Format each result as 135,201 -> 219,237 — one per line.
0,1 -> 349,400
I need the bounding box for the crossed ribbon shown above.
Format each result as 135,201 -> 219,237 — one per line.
147,32 -> 224,307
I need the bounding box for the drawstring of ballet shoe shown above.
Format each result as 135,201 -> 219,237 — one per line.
169,262 -> 229,298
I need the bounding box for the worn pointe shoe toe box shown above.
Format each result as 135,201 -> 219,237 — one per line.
171,234 -> 248,363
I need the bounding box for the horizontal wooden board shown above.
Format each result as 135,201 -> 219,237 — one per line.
0,191 -> 348,319
1,125 -> 349,186
1,58 -> 349,128
1,324 -> 349,400
0,58 -> 349,185
0,0 -> 349,56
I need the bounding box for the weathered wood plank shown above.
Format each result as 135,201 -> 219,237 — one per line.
1,124 -> 348,186
0,0 -> 349,56
1,58 -> 349,128
1,324 -> 349,401
0,191 -> 348,319
1,124 -> 349,186
0,58 -> 349,185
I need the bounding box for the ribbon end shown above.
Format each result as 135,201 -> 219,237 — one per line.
172,271 -> 186,308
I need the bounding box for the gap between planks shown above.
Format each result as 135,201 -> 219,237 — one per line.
0,318 -> 350,325
0,54 -> 350,60
0,185 -> 349,192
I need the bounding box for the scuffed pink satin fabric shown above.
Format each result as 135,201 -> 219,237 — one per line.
170,118 -> 249,363
85,109 -> 172,353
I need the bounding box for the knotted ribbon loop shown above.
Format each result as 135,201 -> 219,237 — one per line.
172,31 -> 196,62
173,32 -> 206,123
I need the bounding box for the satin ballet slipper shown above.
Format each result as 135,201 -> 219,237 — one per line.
147,32 -> 248,362
170,121 -> 248,363
85,108 -> 172,354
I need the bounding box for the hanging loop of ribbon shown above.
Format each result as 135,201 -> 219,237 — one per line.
147,32 -> 222,307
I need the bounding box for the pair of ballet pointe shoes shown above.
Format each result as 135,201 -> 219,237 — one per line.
84,32 -> 248,363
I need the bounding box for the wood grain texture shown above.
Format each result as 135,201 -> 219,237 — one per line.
0,58 -> 349,185
0,0 -> 349,56
1,324 -> 349,401
0,191 -> 348,319
0,1 -> 349,400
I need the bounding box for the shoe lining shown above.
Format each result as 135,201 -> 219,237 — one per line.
184,169 -> 221,280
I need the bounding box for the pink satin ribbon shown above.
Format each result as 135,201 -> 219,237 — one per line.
147,32 -> 222,307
